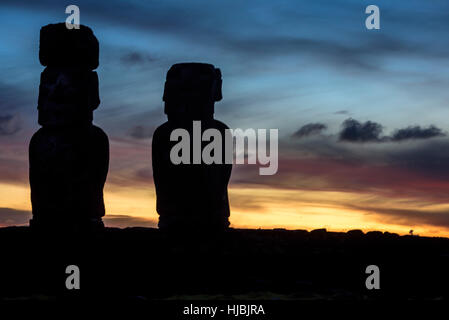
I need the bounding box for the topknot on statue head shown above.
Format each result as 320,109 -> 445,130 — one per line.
39,23 -> 99,70
163,63 -> 222,121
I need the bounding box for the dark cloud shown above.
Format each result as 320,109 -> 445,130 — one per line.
391,125 -> 446,141
0,81 -> 36,117
0,209 -> 158,229
385,138 -> 449,181
120,52 -> 156,66
357,206 -> 449,229
339,118 -> 384,142
233,127 -> 449,207
103,214 -> 157,228
334,110 -> 349,115
0,208 -> 31,226
0,115 -> 21,136
129,125 -> 155,139
292,123 -> 327,139
135,167 -> 152,180
339,119 -> 445,143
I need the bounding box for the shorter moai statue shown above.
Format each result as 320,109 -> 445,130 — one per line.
152,63 -> 232,232
29,23 -> 109,232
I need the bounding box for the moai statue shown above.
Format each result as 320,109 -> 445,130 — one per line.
29,23 -> 109,232
152,63 -> 232,232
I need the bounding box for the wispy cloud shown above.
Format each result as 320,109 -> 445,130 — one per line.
338,119 -> 445,143
103,214 -> 157,228
120,52 -> 157,66
292,123 -> 327,139
0,208 -> 30,226
391,125 -> 445,141
0,114 -> 21,136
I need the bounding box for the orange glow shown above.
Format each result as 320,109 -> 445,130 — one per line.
1,181 -> 449,237
0,182 -> 32,212
228,187 -> 449,237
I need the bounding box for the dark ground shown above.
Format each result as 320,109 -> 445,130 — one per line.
0,226 -> 448,303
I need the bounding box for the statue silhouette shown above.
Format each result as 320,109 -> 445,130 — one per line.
29,23 -> 109,232
152,63 -> 232,232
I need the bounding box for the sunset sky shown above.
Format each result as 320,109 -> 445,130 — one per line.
1,0 -> 449,237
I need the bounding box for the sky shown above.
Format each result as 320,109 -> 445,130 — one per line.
1,0 -> 449,236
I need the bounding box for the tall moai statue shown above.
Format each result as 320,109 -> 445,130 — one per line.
29,23 -> 109,232
152,63 -> 232,232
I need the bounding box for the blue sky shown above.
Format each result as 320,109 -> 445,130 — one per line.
2,0 -> 449,234
1,0 -> 449,136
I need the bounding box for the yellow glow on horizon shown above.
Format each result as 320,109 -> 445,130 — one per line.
103,184 -> 157,220
1,182 -> 449,238
0,183 -> 32,211
227,187 -> 449,237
